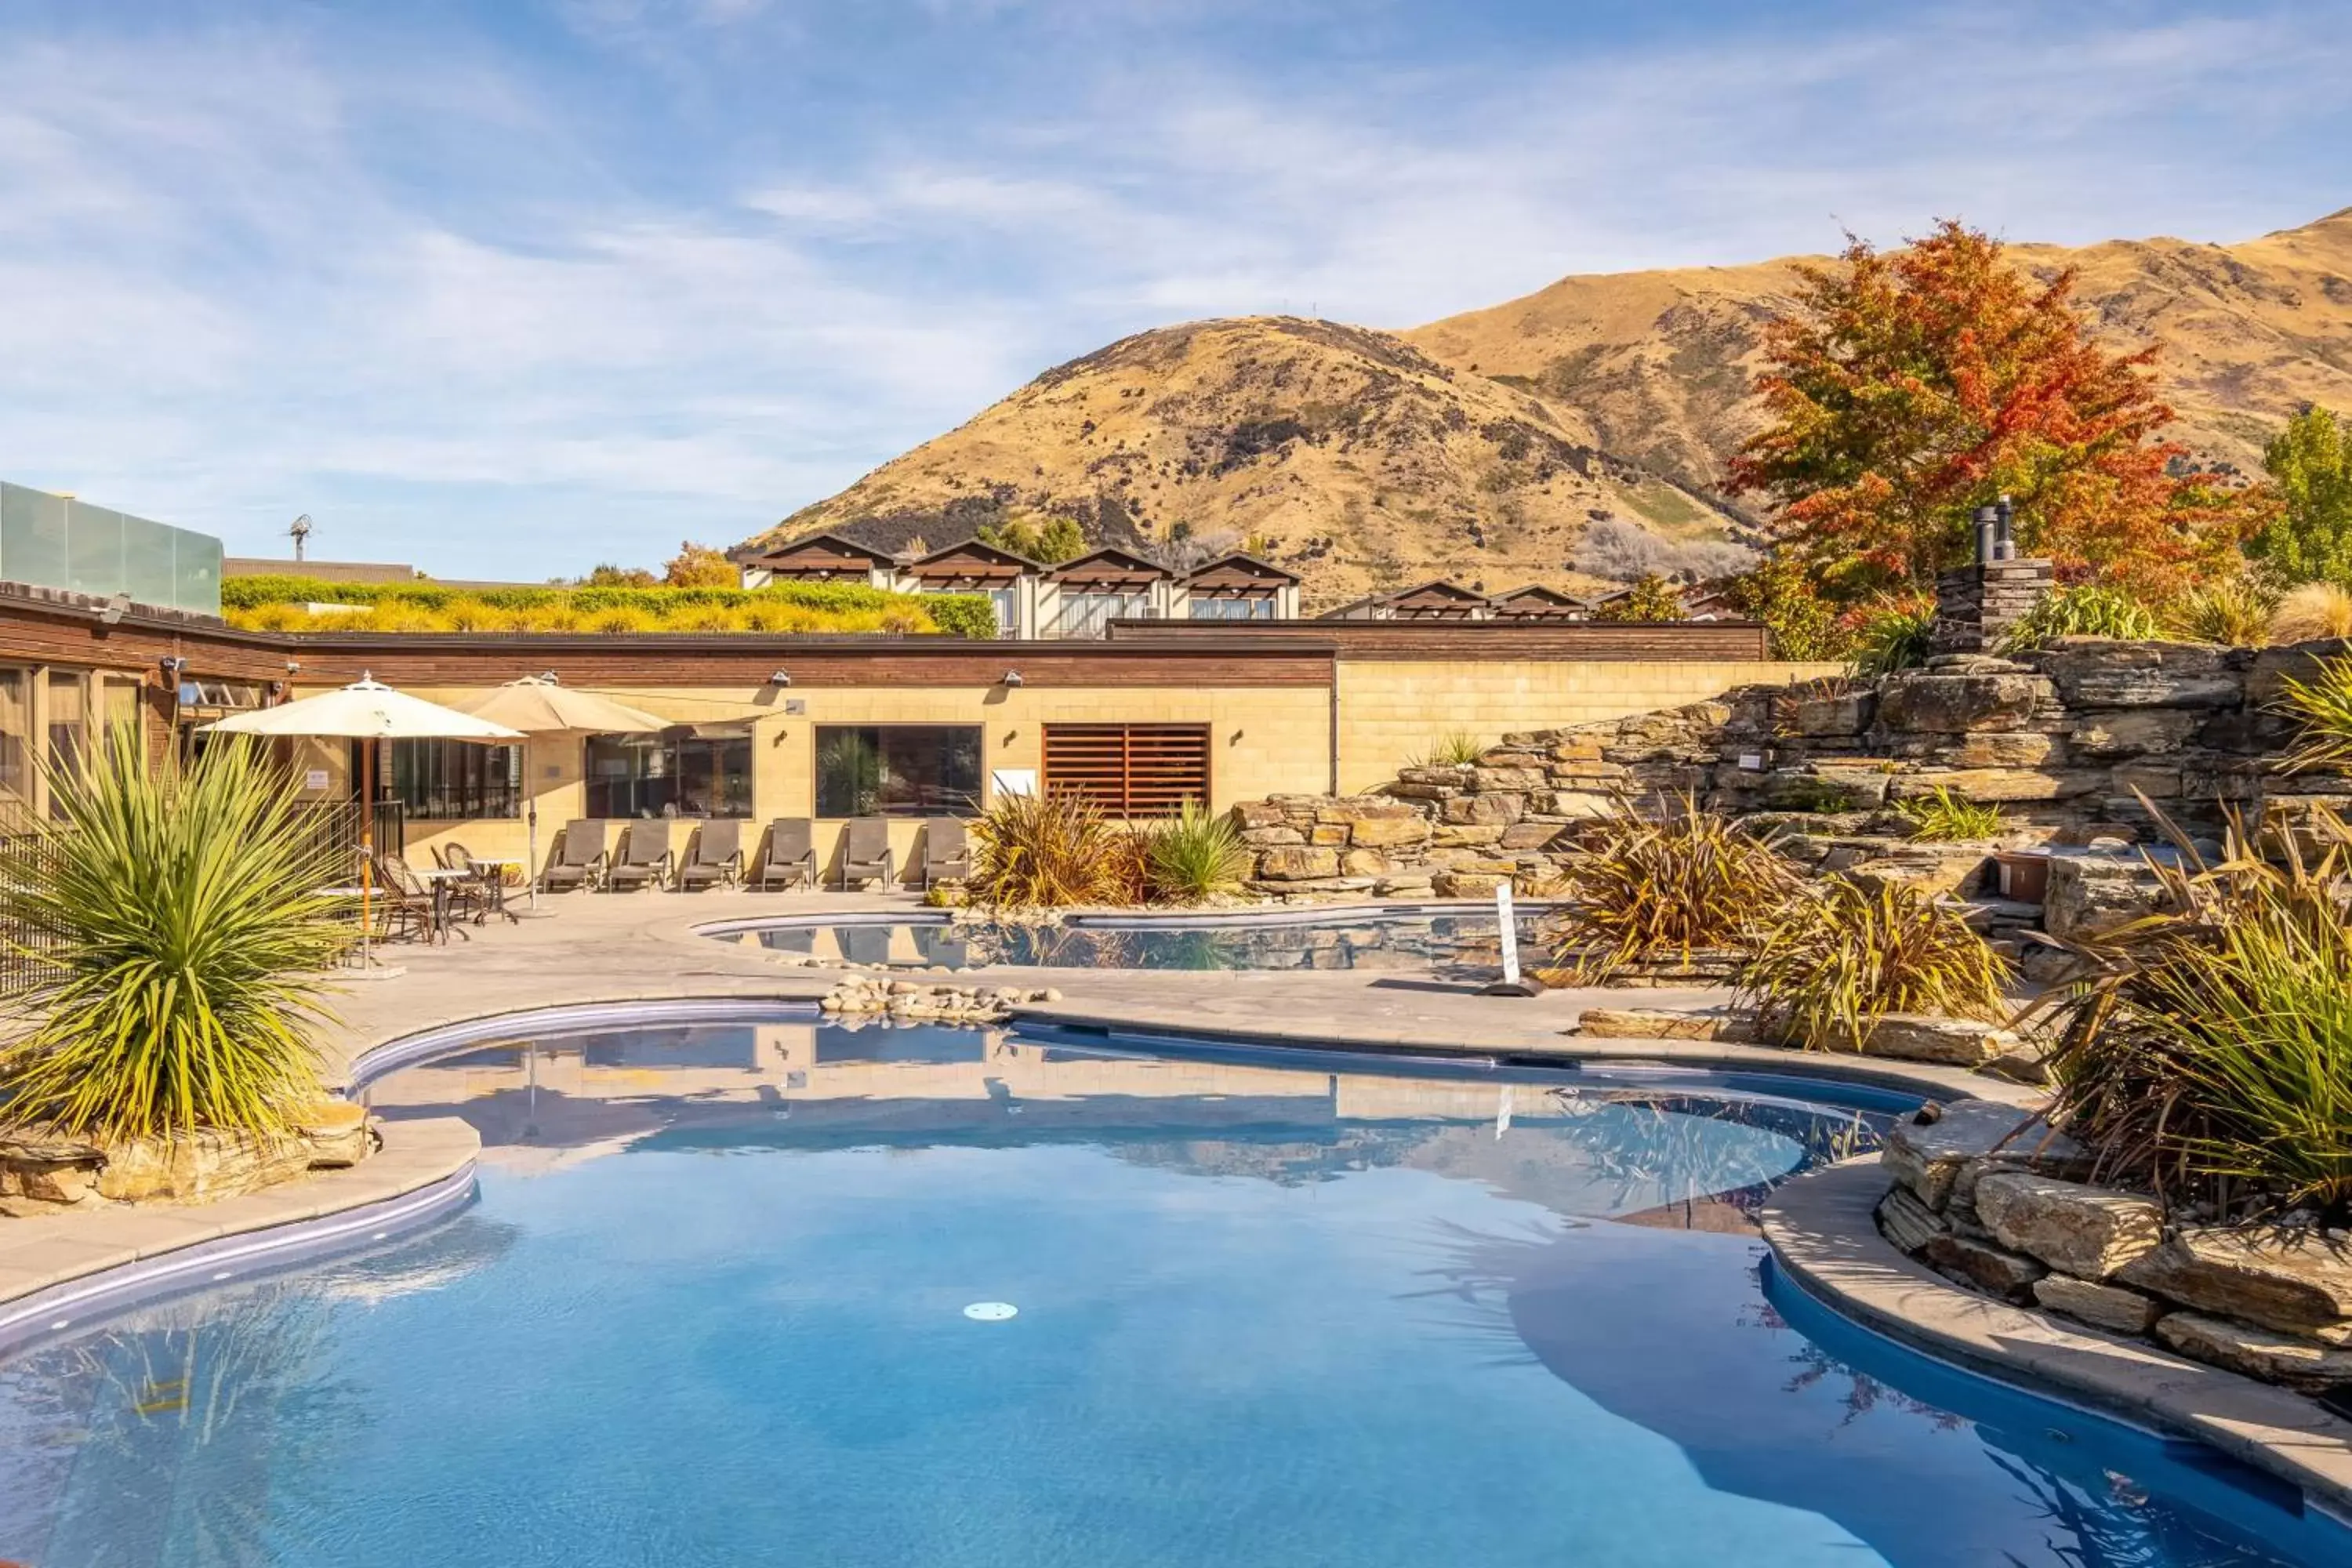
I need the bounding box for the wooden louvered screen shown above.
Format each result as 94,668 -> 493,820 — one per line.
1043,724 -> 1210,818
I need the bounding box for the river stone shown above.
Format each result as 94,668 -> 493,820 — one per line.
2118,1228 -> 2352,1336
1973,1172 -> 2164,1279
1882,1100 -> 2050,1211
2153,1312 -> 2352,1392
2030,1274 -> 2162,1334
1921,1233 -> 2048,1301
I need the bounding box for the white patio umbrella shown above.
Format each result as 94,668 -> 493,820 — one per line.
202,673 -> 524,964
444,674 -> 668,914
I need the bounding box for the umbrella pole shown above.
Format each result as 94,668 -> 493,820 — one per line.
360,740 -> 374,969
527,797 -> 542,913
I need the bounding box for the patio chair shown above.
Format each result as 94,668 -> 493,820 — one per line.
377,853 -> 466,943
752,818 -> 817,891
919,819 -> 971,889
677,819 -> 745,891
604,821 -> 676,891
837,817 -> 895,891
432,841 -> 494,924
542,820 -> 610,893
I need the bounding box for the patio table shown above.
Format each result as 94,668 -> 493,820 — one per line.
466,857 -> 527,924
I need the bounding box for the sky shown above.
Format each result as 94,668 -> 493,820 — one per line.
1,0 -> 2347,581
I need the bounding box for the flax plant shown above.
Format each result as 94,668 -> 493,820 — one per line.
0,727 -> 349,1140
1738,877 -> 2006,1051
1893,786 -> 2008,842
2275,652 -> 2352,775
966,790 -> 1127,907
1141,800 -> 1252,902
1543,794 -> 1798,982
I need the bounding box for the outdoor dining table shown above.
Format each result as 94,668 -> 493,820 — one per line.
412,867 -> 477,942
467,857 -> 527,924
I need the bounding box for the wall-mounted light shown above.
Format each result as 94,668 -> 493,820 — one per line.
1003,729 -> 1018,746
96,591 -> 131,626
285,659 -> 301,674
539,670 -> 561,683
1230,728 -> 1244,744
769,668 -> 793,686
1000,669 -> 1024,688
158,655 -> 185,677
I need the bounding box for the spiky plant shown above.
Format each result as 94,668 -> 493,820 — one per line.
2168,576 -> 2278,648
2027,804 -> 2352,1219
1542,793 -> 1798,982
2274,652 -> 2352,775
1738,877 -> 2007,1051
1141,800 -> 1252,902
0,726 -> 350,1140
1849,599 -> 1936,677
965,789 -> 1125,908
2270,581 -> 2352,646
1410,731 -> 1486,769
1893,786 -> 2008,842
2000,583 -> 2161,651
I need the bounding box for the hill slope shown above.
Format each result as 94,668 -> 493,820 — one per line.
746,210 -> 2352,608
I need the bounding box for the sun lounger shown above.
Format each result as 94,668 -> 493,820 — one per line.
604,821 -> 675,891
752,818 -> 817,891
837,817 -> 894,890
543,820 -> 610,893
677,819 -> 745,891
919,819 -> 971,888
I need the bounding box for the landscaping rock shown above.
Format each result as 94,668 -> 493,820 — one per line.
1877,1186 -> 1949,1253
2067,708 -> 2203,758
1875,671 -> 2051,733
2042,856 -> 2164,942
1433,871 -> 1509,897
1973,1172 -> 2163,1279
2153,1312 -> 2352,1392
1257,846 -> 1341,880
1572,1007 -> 1751,1042
1340,810 -> 1432,848
2039,642 -> 2241,709
1442,793 -> 1523,826
2117,1228 -> 2352,1336
97,1130 -> 318,1203
1229,800 -> 1290,831
1793,691 -> 1875,736
2032,1274 -> 2164,1335
1882,1101 -> 2050,1211
1846,1014 -> 2016,1066
1921,1233 -> 2048,1301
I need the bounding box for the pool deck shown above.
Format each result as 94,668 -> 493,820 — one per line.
9,887 -> 2350,1520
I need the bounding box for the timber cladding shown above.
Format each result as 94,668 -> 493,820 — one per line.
1043,723 -> 1213,815
1106,618 -> 1771,661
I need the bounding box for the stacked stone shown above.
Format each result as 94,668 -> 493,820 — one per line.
1933,558 -> 2056,654
1879,1105 -> 2352,1394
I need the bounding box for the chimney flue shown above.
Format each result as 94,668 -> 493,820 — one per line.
1973,504 -> 1999,565
1994,494 -> 2015,561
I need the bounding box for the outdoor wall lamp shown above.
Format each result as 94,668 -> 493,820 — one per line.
285,659 -> 301,674
1000,670 -> 1024,688
539,670 -> 561,683
769,668 -> 793,686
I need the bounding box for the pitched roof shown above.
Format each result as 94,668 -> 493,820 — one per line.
1046,546 -> 1169,584
1178,551 -> 1302,587
731,531 -> 895,569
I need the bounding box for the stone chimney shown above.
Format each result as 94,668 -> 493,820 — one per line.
1933,496 -> 2053,654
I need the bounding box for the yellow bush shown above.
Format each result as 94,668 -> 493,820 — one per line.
583,606 -> 657,634
2272,582 -> 2352,645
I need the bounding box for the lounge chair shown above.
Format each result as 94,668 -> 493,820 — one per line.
677,820 -> 744,891
919,819 -> 971,888
837,817 -> 894,890
752,818 -> 817,891
543,820 -> 610,893
604,822 -> 675,891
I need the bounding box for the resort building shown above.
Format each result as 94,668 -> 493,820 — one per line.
0,484 -> 1831,880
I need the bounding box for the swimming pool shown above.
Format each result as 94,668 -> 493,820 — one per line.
711,906 -> 1548,971
0,1006 -> 2339,1566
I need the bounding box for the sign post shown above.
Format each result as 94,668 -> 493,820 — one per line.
1496,880 -> 1520,986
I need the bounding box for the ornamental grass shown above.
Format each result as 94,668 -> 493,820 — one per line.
0,727 -> 349,1141
1737,876 -> 2007,1051
1541,793 -> 1798,982
2027,804 -> 2352,1220
2274,652 -> 2352,775
1140,800 -> 1252,902
966,790 -> 1130,907
1893,786 -> 2007,842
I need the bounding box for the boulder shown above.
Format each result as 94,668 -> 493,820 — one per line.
96,1129 -> 318,1203
1433,871 -> 1508,897
1309,824 -> 1349,845
1498,822 -> 1566,851
1881,1100 -> 2051,1211
1973,1172 -> 2163,1279
1256,846 -> 1341,880
2039,642 -> 2242,709
1875,671 -> 2053,733
1945,731 -> 2062,769
2032,1275 -> 2163,1335
1839,850 -> 1990,899
1920,1232 -> 2048,1301
2042,856 -> 2165,942
2117,1228 -> 2352,1336
1240,826 -> 1307,847
1469,766 -> 1548,793
1229,800 -> 1289,831
2153,1312 -> 2352,1393
1793,690 -> 1875,736
1339,848 -> 1392,878
1573,1007 -> 1751,1042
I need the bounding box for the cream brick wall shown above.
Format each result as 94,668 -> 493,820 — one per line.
1334,659 -> 1847,794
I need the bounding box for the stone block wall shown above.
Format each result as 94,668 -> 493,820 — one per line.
1933,558 -> 2057,655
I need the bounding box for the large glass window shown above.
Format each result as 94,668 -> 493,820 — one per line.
585,728 -> 752,819
0,668 -> 27,809
45,671 -> 86,821
390,739 -> 523,819
1189,596 -> 1275,621
1054,590 -> 1152,638
815,725 -> 983,817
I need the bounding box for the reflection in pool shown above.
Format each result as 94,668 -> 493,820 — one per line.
724,909 -> 1546,971
0,1010 -> 2337,1567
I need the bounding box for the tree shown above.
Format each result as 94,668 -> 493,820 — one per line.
662,540 -> 738,588
2252,406 -> 2352,588
583,562 -> 657,587
1728,220 -> 2259,601
1730,554 -> 1849,660
1592,573 -> 1685,622
978,514 -> 1087,564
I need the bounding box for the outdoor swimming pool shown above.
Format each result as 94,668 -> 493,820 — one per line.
712,906 -> 1548,971
0,1006 -> 2339,1566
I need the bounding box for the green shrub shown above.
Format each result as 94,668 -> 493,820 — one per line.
1410,731 -> 1485,769
1849,599 -> 1935,677
220,575 -> 1000,639
967,791 -> 1127,908
2167,576 -> 2279,648
2001,583 -> 2161,651
1894,786 -> 2007,842
0,728 -> 350,1140
1592,573 -> 1686,623
1141,800 -> 1251,902
2274,652 -> 2352,775
1541,794 -> 1797,982
1730,555 -> 1853,662
920,594 -> 1001,640
1737,877 -> 2006,1051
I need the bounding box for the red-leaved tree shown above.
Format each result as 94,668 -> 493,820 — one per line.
1728,220 -> 2263,601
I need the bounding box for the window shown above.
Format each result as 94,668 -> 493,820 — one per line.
0,667 -> 26,808
585,728 -> 751,819
1043,724 -> 1210,818
1189,597 -> 1274,621
816,725 -> 983,817
102,676 -> 143,754
45,670 -> 86,820
987,587 -> 1018,636
390,739 -> 523,819
1054,590 -> 1152,639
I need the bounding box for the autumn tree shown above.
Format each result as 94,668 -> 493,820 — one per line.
662,540 -> 739,588
1728,220 -> 2259,601
2252,406 -> 2352,588
1592,573 -> 1685,623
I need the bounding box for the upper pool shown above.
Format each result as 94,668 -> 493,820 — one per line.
706,906 -> 1548,971
0,1005 -> 2339,1566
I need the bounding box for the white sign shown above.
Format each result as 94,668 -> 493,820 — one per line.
1737,753 -> 1765,771
304,769 -> 329,792
991,768 -> 1038,797
1496,881 -> 1520,985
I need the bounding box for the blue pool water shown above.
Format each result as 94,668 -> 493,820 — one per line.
0,1011 -> 2339,1566
723,909 -> 1546,971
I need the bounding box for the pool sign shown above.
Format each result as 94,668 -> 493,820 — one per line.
1496,883 -> 1520,985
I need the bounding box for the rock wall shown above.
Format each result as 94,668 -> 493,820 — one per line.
1233,636 -> 2352,900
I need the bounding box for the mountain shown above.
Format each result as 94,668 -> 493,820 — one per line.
742,210 -> 2352,610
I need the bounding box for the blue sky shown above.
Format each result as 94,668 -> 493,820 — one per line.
2,0 -> 2347,579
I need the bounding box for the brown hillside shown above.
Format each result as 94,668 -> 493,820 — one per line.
743,317 -> 1743,610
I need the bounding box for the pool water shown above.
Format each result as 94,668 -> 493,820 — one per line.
0,1011 -> 2336,1567
726,909 -> 1546,971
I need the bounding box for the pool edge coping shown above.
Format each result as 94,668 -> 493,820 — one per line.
1762,1156 -> 2352,1522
